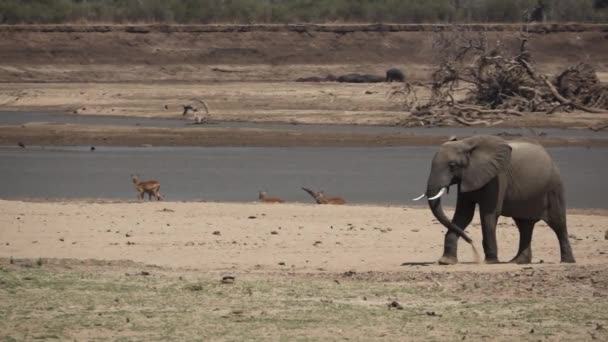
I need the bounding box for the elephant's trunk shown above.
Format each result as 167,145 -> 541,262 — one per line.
427,191 -> 473,244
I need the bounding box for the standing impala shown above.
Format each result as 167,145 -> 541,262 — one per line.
131,174 -> 163,201
301,187 -> 346,205
258,191 -> 285,203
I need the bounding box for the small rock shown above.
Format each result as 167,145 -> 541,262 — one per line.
126,241 -> 135,245
278,262 -> 286,266
270,231 -> 278,235
343,270 -> 356,277
185,284 -> 203,291
388,301 -> 403,310
248,216 -> 257,219
604,230 -> 608,240
221,275 -> 236,284
59,238 -> 64,242
212,231 -> 221,236
313,241 -> 322,246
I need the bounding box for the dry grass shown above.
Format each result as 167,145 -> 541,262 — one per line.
1,258 -> 606,341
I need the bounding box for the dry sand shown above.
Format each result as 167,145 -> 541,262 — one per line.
2,200 -> 606,273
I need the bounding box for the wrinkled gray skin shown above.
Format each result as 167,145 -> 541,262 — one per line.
425,135 -> 575,265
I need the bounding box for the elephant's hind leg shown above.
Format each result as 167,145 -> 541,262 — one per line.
545,216 -> 576,263
510,218 -> 537,264
545,184 -> 576,263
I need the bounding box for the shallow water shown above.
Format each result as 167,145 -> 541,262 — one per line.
0,145 -> 605,208
1,110 -> 608,139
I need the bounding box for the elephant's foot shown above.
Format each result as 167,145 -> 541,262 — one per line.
484,257 -> 500,264
561,255 -> 576,263
438,255 -> 458,265
509,253 -> 532,264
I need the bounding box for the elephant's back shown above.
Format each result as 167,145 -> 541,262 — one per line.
506,141 -> 554,197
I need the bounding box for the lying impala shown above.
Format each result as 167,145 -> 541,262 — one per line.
182,99 -> 210,124
301,187 -> 346,205
131,174 -> 163,201
258,191 -> 285,203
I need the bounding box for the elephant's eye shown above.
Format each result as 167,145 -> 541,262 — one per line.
448,161 -> 459,169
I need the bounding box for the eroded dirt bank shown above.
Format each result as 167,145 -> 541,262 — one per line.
0,24 -> 607,143
0,24 -> 607,83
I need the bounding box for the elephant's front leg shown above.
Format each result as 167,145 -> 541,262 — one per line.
477,181 -> 502,264
439,198 -> 475,265
479,210 -> 500,263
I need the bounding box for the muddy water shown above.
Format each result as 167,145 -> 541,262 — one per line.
0,145 -> 605,208
2,111 -> 608,139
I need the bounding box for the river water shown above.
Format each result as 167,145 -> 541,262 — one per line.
0,145 -> 605,208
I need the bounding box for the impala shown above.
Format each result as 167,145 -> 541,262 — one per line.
131,174 -> 163,201
301,187 -> 345,205
258,191 -> 285,203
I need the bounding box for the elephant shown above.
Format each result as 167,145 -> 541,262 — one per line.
386,68 -> 405,82
414,135 -> 575,265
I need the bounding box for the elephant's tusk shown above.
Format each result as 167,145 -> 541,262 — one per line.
412,193 -> 426,201
428,187 -> 447,200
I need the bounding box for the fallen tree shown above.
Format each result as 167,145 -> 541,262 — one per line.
395,29 -> 608,127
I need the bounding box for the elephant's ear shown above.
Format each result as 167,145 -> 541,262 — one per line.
460,137 -> 512,192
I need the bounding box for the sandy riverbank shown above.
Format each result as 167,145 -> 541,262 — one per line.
2,200 -> 606,272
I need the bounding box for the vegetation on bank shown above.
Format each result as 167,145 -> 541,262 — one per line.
0,0 -> 607,24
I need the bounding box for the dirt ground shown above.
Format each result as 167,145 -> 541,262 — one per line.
1,200 -> 607,340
